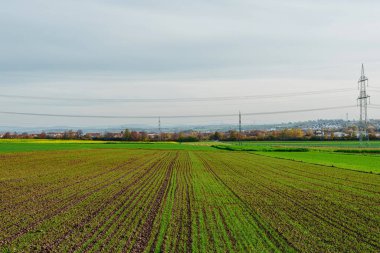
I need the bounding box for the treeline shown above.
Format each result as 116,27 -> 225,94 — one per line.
2,126 -> 380,141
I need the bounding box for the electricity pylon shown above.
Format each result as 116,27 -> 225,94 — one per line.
357,64 -> 370,144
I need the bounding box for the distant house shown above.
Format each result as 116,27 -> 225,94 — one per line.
112,133 -> 123,138
47,132 -> 64,138
333,132 -> 346,138
147,133 -> 158,140
85,133 -> 102,138
315,130 -> 323,137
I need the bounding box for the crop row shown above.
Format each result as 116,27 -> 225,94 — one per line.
0,150 -> 170,251
1,149 -> 378,252
1,149 -> 295,252
197,151 -> 380,252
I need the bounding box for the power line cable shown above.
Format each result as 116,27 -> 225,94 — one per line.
0,88 -> 355,103
0,105 -> 356,119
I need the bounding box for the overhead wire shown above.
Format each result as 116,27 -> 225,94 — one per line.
0,105 -> 356,119
0,87 -> 374,121
0,88 -> 355,103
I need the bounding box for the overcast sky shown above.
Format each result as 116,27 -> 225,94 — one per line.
0,0 -> 379,128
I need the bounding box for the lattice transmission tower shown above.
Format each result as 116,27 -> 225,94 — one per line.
357,64 -> 370,144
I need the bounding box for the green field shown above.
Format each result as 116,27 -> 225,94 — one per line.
1,140 -> 379,252
0,139 -> 213,152
217,141 -> 380,174
256,151 -> 380,174
232,140 -> 380,149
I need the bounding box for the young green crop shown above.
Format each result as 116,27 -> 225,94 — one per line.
1,149 -> 378,252
257,151 -> 380,174
0,139 -> 214,153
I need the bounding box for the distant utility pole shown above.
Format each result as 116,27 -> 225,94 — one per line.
318,119 -> 323,141
158,117 -> 162,141
238,111 -> 242,146
357,64 -> 370,144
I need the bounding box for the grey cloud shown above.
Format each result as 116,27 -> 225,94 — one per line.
1,0 -> 379,74
0,0 -> 379,126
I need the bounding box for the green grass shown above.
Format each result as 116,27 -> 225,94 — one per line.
0,139 -> 213,152
227,140 -> 380,149
256,151 -> 380,174
217,141 -> 380,174
334,149 -> 380,154
1,139 -> 377,175
212,144 -> 308,152
2,139 -> 380,153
